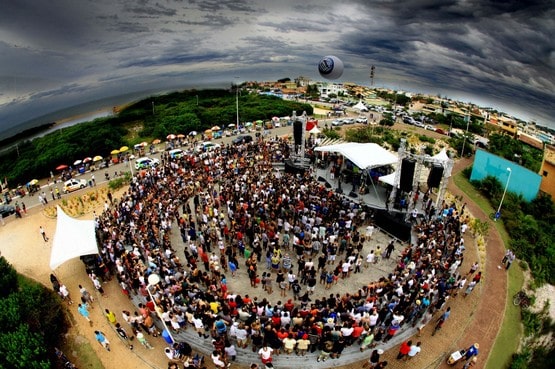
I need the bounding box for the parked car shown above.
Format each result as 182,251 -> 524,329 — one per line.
232,135 -> 253,145
0,204 -> 15,217
168,149 -> 184,159
424,124 -> 436,131
414,121 -> 425,128
343,118 -> 355,124
331,119 -> 343,126
435,128 -> 448,135
195,142 -> 221,153
356,116 -> 368,124
63,178 -> 88,193
134,157 -> 160,170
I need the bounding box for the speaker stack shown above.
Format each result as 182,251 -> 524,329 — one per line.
400,158 -> 416,192
427,164 -> 444,188
293,120 -> 303,146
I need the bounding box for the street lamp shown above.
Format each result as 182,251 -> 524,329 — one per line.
146,273 -> 174,344
495,167 -> 512,221
235,77 -> 240,130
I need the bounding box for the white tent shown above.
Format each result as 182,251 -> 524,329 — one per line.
308,126 -> 321,134
379,171 -> 398,187
353,100 -> 368,111
50,206 -> 98,270
314,142 -> 397,169
432,148 -> 450,162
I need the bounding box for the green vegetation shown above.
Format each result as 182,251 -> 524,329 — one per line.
487,133 -> 543,172
0,257 -> 68,368
469,175 -> 555,284
0,90 -> 311,187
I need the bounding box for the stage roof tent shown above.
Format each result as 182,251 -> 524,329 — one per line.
50,206 -> 98,270
315,142 -> 397,169
378,171 -> 398,187
354,100 -> 368,111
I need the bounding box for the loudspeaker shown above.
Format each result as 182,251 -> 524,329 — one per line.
427,164 -> 444,188
348,191 -> 358,198
284,159 -> 306,175
293,120 -> 303,146
374,210 -> 412,242
400,158 -> 416,192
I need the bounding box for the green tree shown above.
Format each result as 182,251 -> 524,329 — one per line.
0,324 -> 50,369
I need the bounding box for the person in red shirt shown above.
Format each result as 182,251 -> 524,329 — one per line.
397,340 -> 412,360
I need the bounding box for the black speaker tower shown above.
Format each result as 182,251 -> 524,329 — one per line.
400,158 -> 416,192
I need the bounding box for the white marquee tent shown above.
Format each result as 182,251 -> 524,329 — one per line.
353,100 -> 368,112
314,142 -> 397,169
49,206 -> 98,270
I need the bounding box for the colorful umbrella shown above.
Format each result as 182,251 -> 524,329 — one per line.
110,149 -> 120,155
93,155 -> 103,162
119,146 -> 129,152
56,164 -> 68,171
29,179 -> 39,186
167,134 -> 176,140
83,157 -> 93,163
152,139 -> 161,144
177,134 -> 185,138
211,125 -> 221,131
188,131 -> 197,136
140,141 -> 148,147
73,159 -> 83,166
228,124 -> 236,128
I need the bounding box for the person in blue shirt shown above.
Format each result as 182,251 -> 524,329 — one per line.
464,343 -> 479,361
94,331 -> 110,351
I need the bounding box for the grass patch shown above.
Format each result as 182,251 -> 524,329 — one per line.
453,171 -> 523,369
63,335 -> 105,369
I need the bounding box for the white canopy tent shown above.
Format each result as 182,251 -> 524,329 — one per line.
432,148 -> 450,162
378,171 -> 398,187
353,100 -> 368,112
314,142 -> 397,169
50,206 -> 98,270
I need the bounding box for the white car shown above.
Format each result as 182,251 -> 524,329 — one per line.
135,157 -> 160,170
168,149 -> 184,159
195,142 -> 221,153
356,116 -> 368,123
414,121 -> 425,128
343,118 -> 355,124
331,119 -> 343,126
424,124 -> 436,131
63,178 -> 87,193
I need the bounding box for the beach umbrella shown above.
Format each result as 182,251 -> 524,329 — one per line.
83,157 -> 92,163
73,159 -> 83,166
119,146 -> 129,152
211,125 -> 221,131
167,134 -> 176,140
56,164 -> 68,171
110,149 -> 120,155
152,139 -> 161,144
177,134 -> 186,138
93,155 -> 103,162
29,179 -> 39,186
255,120 -> 263,125
228,124 -> 236,128
204,129 -> 212,133
272,116 -> 279,122
140,141 -> 148,147
188,131 -> 197,136
245,122 -> 253,127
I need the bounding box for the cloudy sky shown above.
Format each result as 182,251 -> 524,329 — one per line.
0,0 -> 553,139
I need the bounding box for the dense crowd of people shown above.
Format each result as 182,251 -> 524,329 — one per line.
87,135 -> 476,368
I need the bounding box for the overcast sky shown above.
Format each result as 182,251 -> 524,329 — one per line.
0,0 -> 553,139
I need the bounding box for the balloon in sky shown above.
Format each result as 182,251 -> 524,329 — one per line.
318,55 -> 344,80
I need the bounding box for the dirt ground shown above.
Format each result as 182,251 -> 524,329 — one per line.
0,158 -> 507,369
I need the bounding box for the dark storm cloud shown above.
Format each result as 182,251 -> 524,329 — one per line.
0,0 -> 553,140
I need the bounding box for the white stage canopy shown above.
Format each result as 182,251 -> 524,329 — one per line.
50,206 -> 98,270
378,171 -> 398,187
432,148 -> 450,162
315,142 -> 397,169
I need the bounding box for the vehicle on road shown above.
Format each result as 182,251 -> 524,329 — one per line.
135,157 -> 160,170
232,135 -> 253,145
0,204 -> 16,217
342,118 -> 355,124
195,142 -> 221,153
331,119 -> 343,126
168,149 -> 184,159
414,121 -> 425,128
63,179 -> 88,193
424,124 -> 436,131
435,128 -> 448,135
